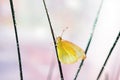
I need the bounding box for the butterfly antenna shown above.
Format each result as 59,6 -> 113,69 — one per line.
60,27 -> 68,37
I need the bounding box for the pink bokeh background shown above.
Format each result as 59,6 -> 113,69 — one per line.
0,0 -> 120,80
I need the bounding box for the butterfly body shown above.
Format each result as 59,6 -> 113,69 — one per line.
56,36 -> 86,64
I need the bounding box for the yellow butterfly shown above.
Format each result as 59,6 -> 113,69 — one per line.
56,36 -> 86,64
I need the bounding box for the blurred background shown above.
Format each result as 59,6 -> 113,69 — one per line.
0,0 -> 120,80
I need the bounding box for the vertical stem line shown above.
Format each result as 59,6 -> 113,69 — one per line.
47,59 -> 55,80
42,0 -> 64,80
74,0 -> 104,80
9,0 -> 23,80
97,31 -> 120,80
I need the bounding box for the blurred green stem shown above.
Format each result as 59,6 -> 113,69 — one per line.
74,0 -> 104,80
97,31 -> 120,80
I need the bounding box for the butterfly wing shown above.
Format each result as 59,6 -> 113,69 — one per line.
57,39 -> 86,64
